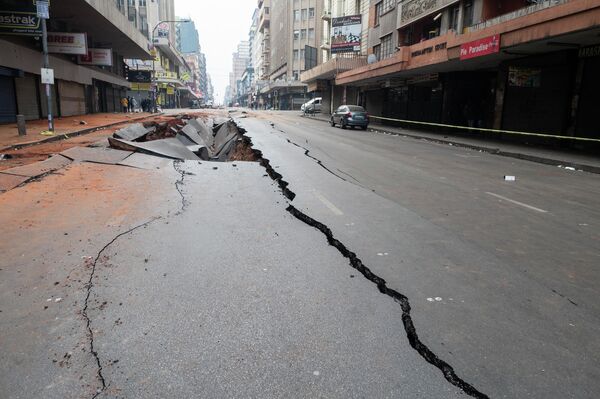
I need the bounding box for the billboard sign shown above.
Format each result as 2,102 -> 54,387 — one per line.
331,15 -> 361,54
78,48 -> 113,66
0,0 -> 50,36
460,35 -> 500,60
48,32 -> 88,55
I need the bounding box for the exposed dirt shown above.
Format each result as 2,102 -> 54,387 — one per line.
228,138 -> 259,162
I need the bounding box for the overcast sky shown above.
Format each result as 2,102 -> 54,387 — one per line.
174,0 -> 256,104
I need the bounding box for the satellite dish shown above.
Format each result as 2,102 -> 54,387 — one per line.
367,54 -> 377,64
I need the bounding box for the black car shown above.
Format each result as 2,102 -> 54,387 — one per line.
330,105 -> 369,130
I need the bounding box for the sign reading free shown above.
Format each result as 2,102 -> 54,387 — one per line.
48,32 -> 87,55
460,35 -> 500,60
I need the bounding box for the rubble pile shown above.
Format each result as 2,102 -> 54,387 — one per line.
108,115 -> 247,162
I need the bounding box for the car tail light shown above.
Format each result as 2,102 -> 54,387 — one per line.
346,112 -> 352,118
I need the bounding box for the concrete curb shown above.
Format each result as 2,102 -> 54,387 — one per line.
0,113 -> 163,153
304,114 -> 600,175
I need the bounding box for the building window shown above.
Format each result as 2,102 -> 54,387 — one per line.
294,10 -> 300,21
308,28 -> 315,40
301,29 -> 307,40
380,0 -> 395,15
373,44 -> 381,61
293,71 -> 300,80
265,7 -> 269,14
301,9 -> 307,20
309,8 -> 315,18
139,0 -> 146,5
294,49 -> 300,60
294,30 -> 300,40
380,33 -> 394,59
374,2 -> 381,26
355,0 -> 362,12
300,48 -> 305,60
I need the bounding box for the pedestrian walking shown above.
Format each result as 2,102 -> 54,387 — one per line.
121,97 -> 128,113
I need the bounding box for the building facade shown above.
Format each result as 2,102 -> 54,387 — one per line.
261,0 -> 325,110
299,0 -> 600,145
0,0 -> 153,122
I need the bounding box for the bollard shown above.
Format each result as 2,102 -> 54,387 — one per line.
16,114 -> 26,136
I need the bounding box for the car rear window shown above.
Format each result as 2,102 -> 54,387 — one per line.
348,106 -> 365,112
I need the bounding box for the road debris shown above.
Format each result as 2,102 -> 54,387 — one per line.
504,175 -> 516,181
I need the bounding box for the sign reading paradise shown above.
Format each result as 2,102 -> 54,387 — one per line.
0,0 -> 51,36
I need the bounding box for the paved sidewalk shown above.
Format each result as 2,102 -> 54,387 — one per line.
0,112 -> 153,151
305,112 -> 600,173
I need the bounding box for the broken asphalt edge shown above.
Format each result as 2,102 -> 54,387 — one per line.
305,115 -> 600,175
0,113 -> 163,153
235,120 -> 490,399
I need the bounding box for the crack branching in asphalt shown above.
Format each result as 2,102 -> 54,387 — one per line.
237,121 -> 489,399
173,160 -> 190,214
83,218 -> 160,398
83,164 -> 186,398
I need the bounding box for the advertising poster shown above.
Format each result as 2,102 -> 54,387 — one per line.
508,67 -> 542,87
331,15 -> 361,54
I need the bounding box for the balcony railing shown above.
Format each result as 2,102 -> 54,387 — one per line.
467,0 -> 568,32
301,55 -> 368,82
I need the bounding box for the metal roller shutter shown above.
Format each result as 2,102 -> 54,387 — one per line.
58,80 -> 85,116
15,73 -> 40,120
0,76 -> 17,123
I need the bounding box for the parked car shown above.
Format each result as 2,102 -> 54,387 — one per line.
301,97 -> 322,114
330,105 -> 369,130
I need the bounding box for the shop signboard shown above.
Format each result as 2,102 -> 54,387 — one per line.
578,44 -> 600,58
0,0 -> 51,36
460,35 -> 500,60
166,86 -> 175,95
331,15 -> 361,54
399,0 -> 459,29
78,48 -> 113,66
128,70 -> 151,83
48,32 -> 88,55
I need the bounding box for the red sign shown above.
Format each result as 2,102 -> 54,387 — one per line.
460,35 -> 500,60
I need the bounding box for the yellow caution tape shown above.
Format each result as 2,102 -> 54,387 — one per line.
368,115 -> 600,143
40,130 -> 54,136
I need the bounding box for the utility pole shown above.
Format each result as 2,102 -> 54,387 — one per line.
39,3 -> 54,132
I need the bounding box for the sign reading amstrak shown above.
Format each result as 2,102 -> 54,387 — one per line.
460,35 -> 500,60
0,0 -> 50,36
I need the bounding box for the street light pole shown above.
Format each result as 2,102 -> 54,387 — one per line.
150,19 -> 191,113
41,13 -> 54,132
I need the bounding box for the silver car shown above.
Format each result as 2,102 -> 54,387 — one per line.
330,105 -> 369,130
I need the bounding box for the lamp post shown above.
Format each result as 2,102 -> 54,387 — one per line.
150,19 -> 191,112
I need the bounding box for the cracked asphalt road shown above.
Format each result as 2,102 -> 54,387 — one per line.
1,109 -> 599,398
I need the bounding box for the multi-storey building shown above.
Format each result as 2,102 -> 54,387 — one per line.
302,0 -> 370,113
263,0 -> 325,109
0,0 -> 153,122
229,41 -> 251,104
312,0 -> 600,144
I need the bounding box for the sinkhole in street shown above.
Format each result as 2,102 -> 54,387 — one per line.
107,112 -> 259,163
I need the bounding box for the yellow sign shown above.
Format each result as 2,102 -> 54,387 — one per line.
131,83 -> 151,91
166,87 -> 175,95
